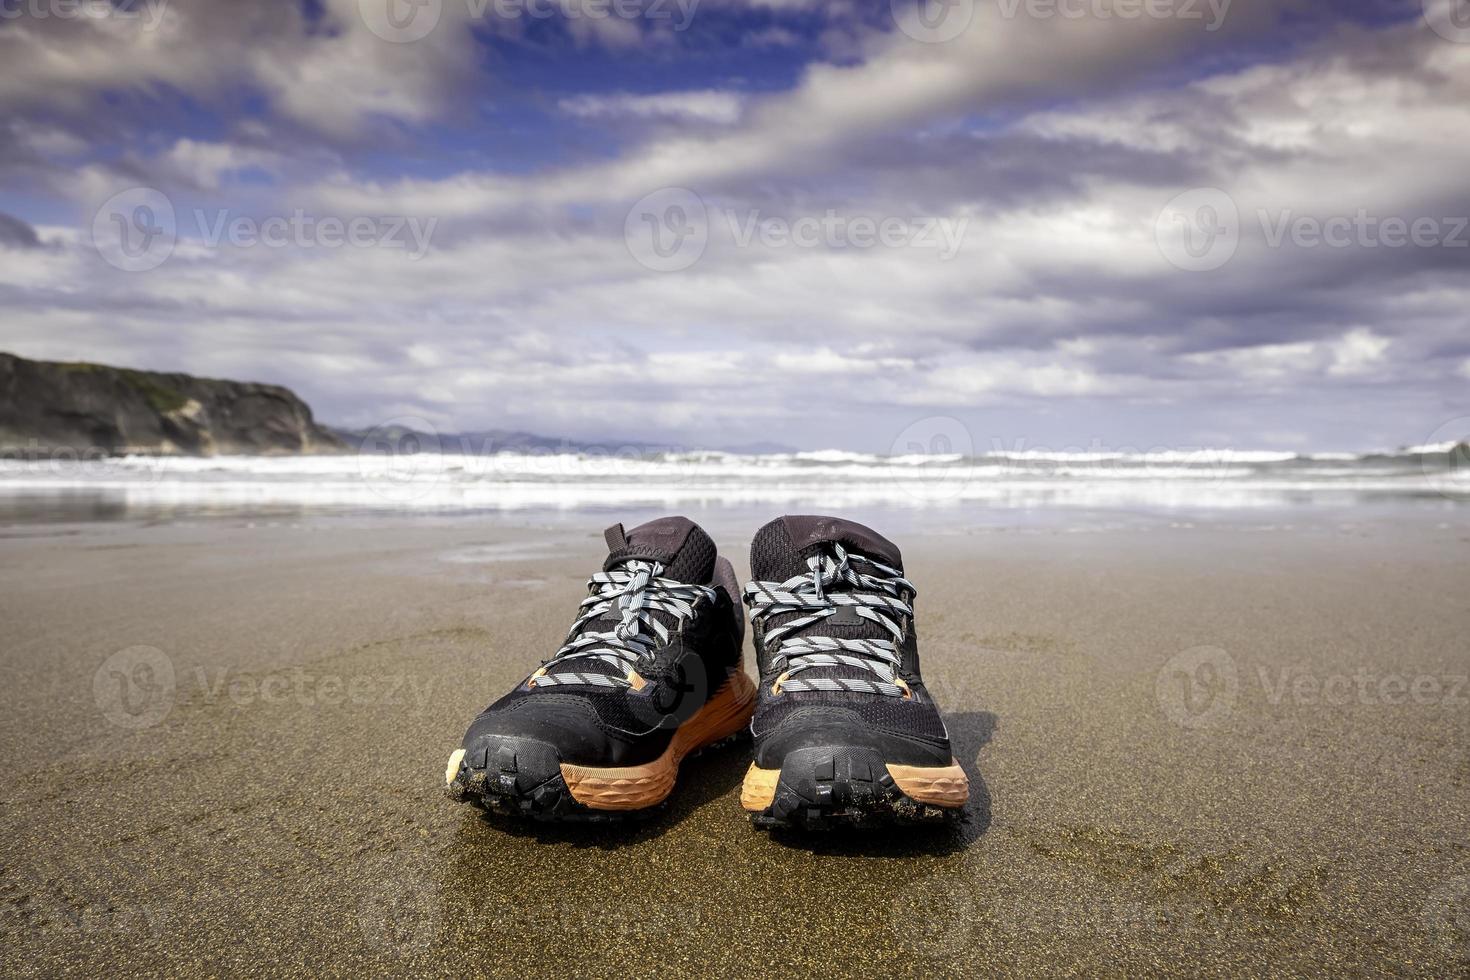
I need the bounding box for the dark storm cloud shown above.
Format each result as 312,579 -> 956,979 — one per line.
0,212 -> 41,249
0,0 -> 1464,451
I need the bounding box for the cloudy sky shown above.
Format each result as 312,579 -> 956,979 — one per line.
1,0 -> 1466,453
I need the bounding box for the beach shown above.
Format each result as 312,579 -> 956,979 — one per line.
2,502 -> 1467,976
7,0 -> 1468,972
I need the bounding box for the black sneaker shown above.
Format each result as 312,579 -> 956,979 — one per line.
446,517 -> 754,821
740,515 -> 968,829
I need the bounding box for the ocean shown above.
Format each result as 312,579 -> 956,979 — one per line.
1,443 -> 1466,521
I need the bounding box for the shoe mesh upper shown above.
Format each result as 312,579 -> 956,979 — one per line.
752,695 -> 949,741
748,515 -> 950,746
749,515 -> 911,684
551,516 -> 718,681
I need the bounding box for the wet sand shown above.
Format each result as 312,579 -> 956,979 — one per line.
2,511 -> 1468,976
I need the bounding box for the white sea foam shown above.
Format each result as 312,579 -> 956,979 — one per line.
0,444 -> 1465,513
1401,440 -> 1463,455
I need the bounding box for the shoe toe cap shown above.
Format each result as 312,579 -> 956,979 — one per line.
462,698 -> 603,762
754,703 -> 952,769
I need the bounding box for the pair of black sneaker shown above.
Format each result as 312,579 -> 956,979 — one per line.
445,515 -> 968,829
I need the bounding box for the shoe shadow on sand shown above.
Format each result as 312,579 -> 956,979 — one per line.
759,710 -> 997,858
455,733 -> 754,849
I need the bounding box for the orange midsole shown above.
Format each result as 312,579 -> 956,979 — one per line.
559,670 -> 757,811
740,757 -> 969,811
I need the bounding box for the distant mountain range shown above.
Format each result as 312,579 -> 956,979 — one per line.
339,424 -> 658,455
335,425 -> 793,456
0,353 -> 794,457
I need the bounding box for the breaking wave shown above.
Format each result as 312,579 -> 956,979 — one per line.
1,442 -> 1466,513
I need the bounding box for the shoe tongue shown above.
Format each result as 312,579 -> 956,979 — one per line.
750,515 -> 903,582
602,516 -> 716,584
550,518 -> 715,685
749,516 -> 905,685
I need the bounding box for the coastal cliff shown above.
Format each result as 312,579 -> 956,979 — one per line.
0,352 -> 344,456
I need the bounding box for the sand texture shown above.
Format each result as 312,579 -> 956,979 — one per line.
1,513 -> 1467,977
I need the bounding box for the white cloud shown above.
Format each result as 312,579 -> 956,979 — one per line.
10,122 -> 89,158
2,3 -> 1465,450
317,3 -> 1263,216
1182,341 -> 1319,379
1326,327 -> 1389,377
162,140 -> 281,189
1181,329 -> 1391,382
0,0 -> 481,137
920,359 -> 1117,401
560,91 -> 746,125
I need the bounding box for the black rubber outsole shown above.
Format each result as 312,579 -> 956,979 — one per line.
748,746 -> 965,831
447,731 -> 748,824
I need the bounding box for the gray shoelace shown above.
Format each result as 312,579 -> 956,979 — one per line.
743,544 -> 916,698
532,560 -> 715,689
